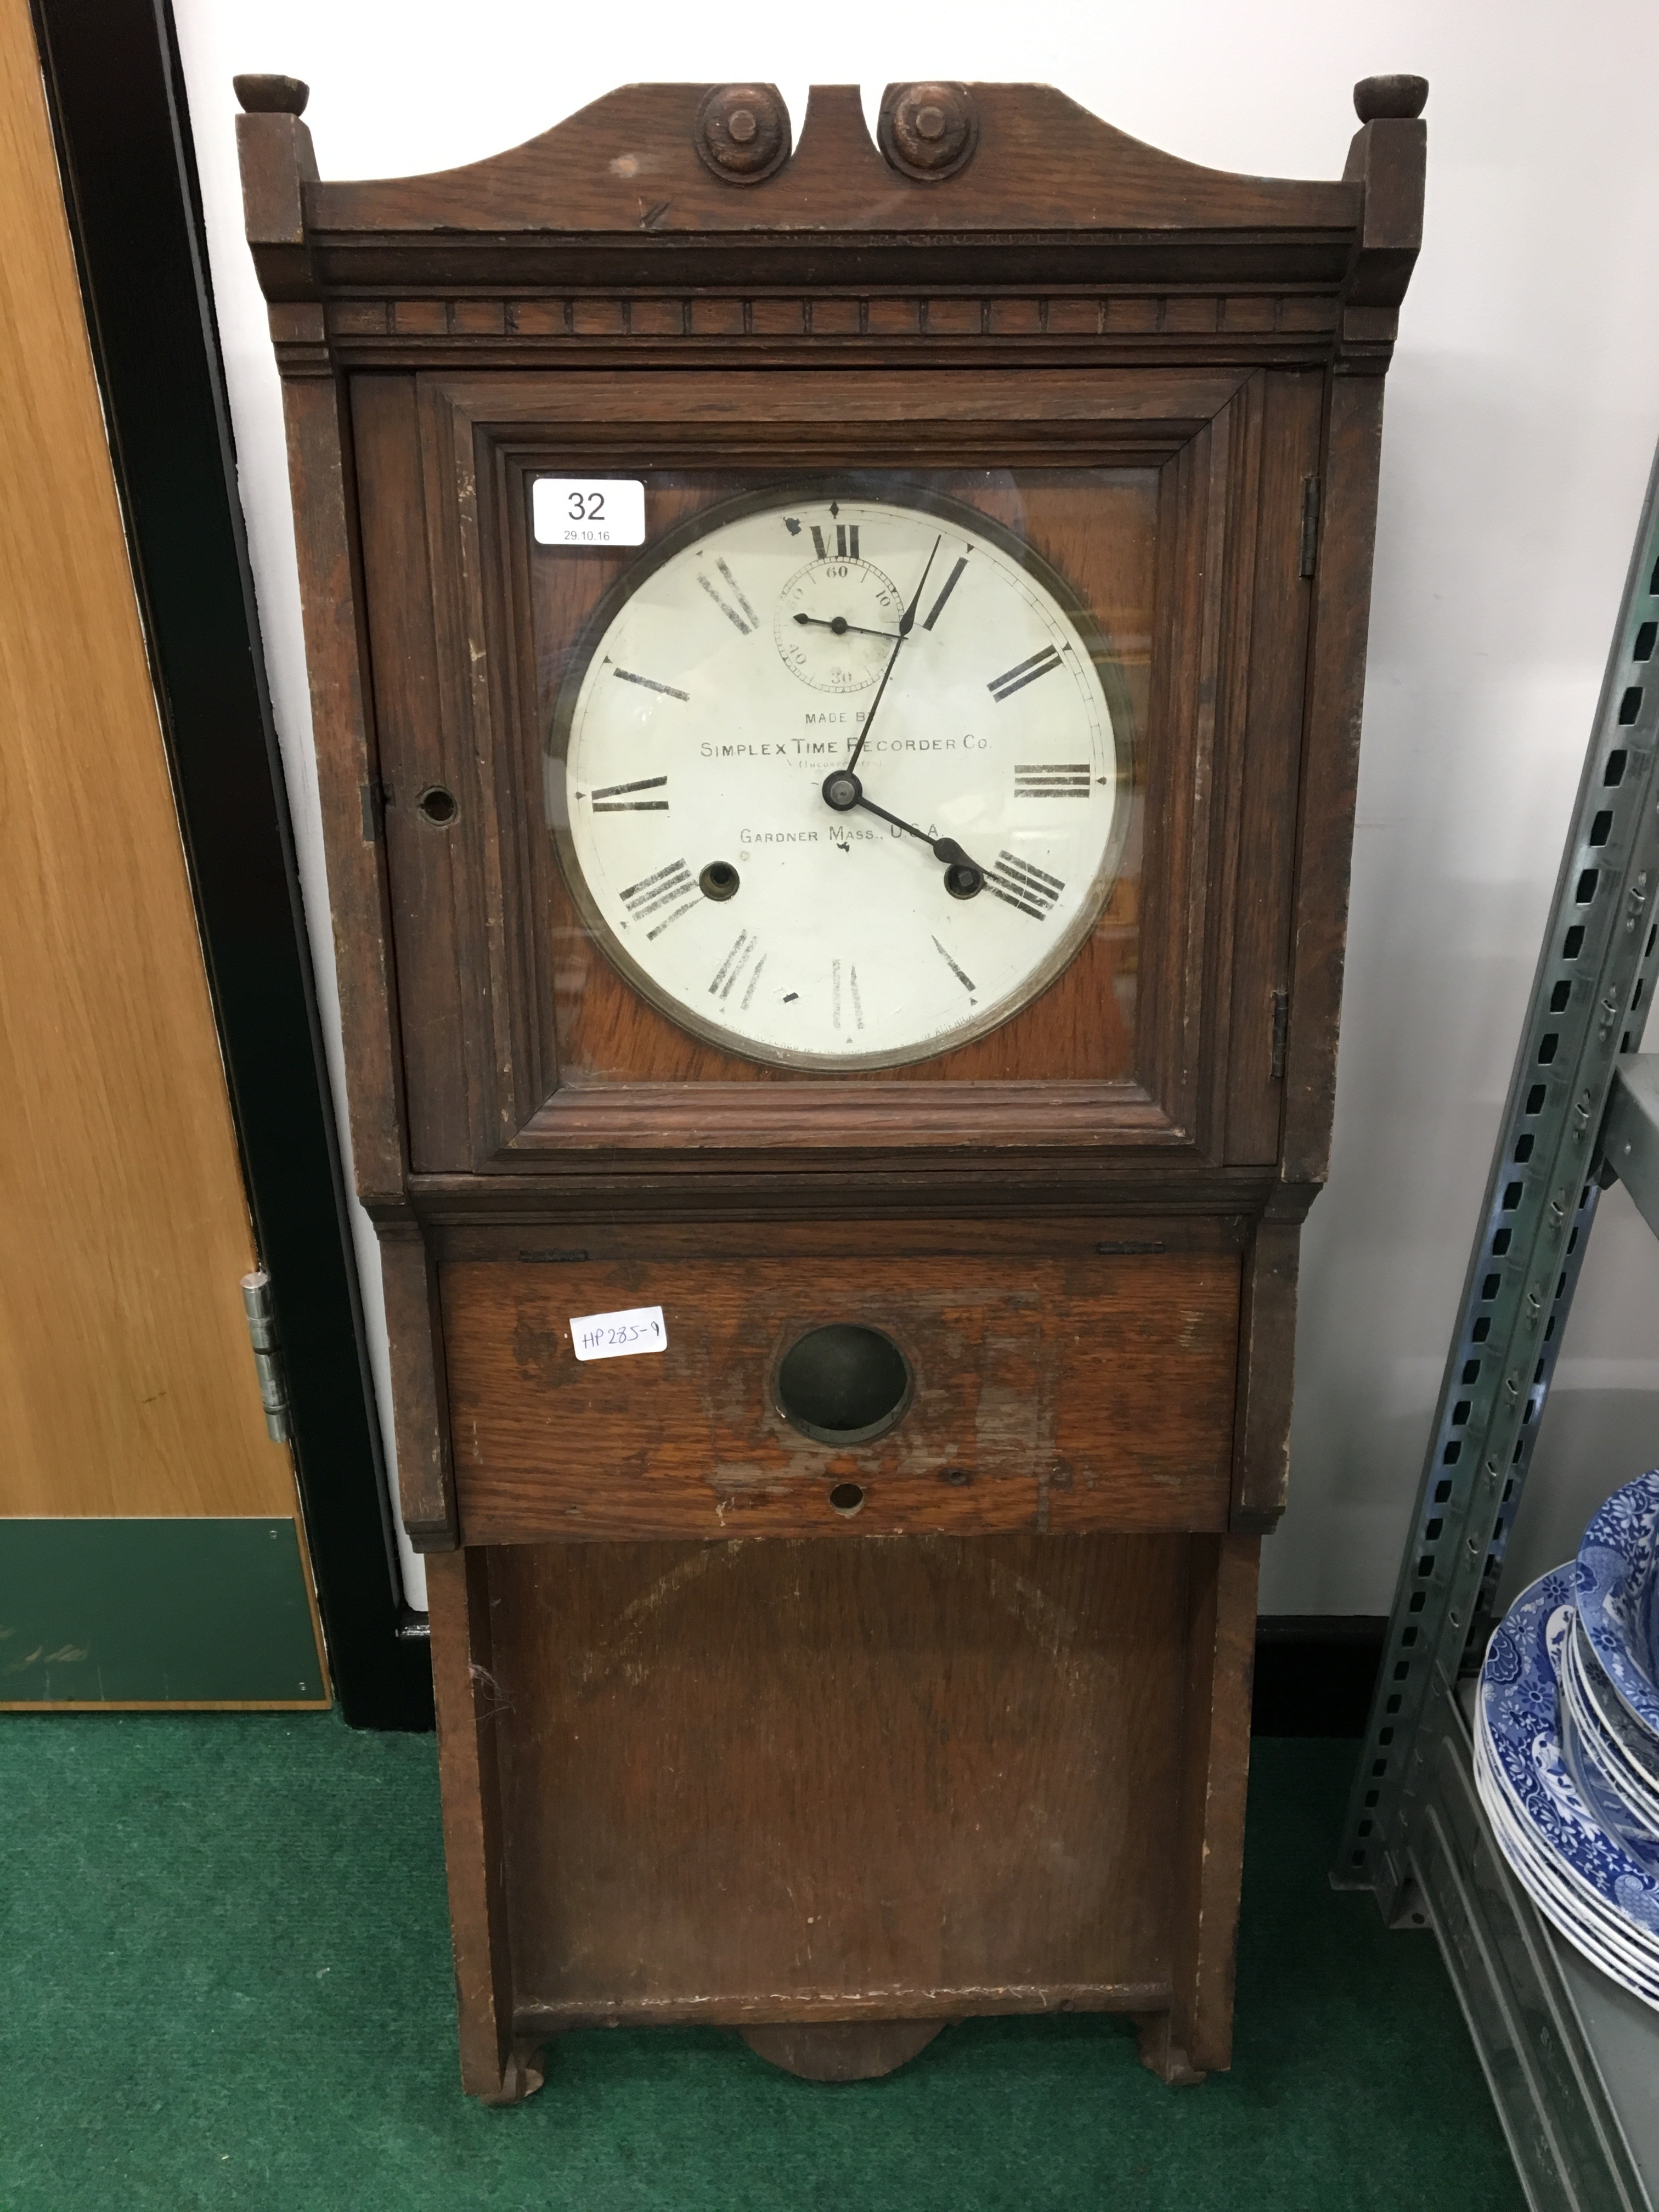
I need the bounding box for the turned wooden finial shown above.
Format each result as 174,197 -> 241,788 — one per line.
1353,75 -> 1427,122
693,84 -> 791,183
879,82 -> 979,180
234,74 -> 309,116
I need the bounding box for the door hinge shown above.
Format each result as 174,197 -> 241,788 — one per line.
1269,988 -> 1290,1081
359,778 -> 394,842
241,1270 -> 293,1444
1299,476 -> 1320,579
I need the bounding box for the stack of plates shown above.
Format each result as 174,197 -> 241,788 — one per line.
1475,1471 -> 1659,2008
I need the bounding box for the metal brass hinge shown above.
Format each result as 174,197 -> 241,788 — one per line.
1299,477 -> 1320,579
1269,988 -> 1290,1081
241,1270 -> 293,1444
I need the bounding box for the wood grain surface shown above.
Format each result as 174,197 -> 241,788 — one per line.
1217,371 -> 1323,1163
427,1549 -> 541,2102
0,0 -> 293,1528
488,1531 -> 1189,2025
351,365 -> 1306,1167
405,1163 -> 1280,1223
376,1222 -> 456,1549
278,372 -> 409,1210
1167,1532 -> 1260,2073
1282,374 -> 1389,1186
443,1250 -> 1239,1544
309,82 -> 1358,248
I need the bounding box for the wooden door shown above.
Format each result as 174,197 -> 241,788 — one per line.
0,0 -> 325,1707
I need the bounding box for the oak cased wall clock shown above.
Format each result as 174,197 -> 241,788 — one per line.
238,72 -> 1424,2099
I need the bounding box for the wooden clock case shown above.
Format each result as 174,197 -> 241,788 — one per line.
238,74 -> 1424,2099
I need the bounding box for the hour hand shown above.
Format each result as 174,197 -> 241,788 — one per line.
821,769 -> 984,897
792,612 -> 901,642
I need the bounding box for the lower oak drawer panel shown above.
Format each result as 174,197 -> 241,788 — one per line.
442,1253 -> 1240,1543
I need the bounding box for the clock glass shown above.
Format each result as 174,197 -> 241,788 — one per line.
540,481 -> 1142,1073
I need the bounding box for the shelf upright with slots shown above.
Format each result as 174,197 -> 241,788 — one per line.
1335,441 -> 1659,2212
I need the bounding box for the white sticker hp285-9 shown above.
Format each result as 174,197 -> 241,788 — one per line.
569,1304 -> 667,1362
532,478 -> 646,548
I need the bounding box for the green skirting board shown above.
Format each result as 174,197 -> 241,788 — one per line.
0,1517 -> 323,1704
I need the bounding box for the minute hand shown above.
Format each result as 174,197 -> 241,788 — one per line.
844,535 -> 941,778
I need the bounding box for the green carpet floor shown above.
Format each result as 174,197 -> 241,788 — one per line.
0,1716 -> 1520,2212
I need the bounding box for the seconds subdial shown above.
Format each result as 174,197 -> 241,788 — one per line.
774,554 -> 904,693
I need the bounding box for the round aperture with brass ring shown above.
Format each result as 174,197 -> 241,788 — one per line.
694,84 -> 792,184
878,82 -> 979,182
776,1324 -> 912,1448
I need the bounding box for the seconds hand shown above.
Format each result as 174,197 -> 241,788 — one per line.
843,536 -> 940,779
792,613 -> 900,644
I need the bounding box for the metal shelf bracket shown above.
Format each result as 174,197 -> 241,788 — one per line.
1335,442 -> 1659,1911
1600,1055 -> 1659,1239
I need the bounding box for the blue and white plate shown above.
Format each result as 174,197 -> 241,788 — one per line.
1559,1667 -> 1659,1880
1563,1612 -> 1659,1824
1576,1471 -> 1659,1742
1475,1697 -> 1659,1991
1476,1568 -> 1659,2004
1477,1717 -> 1659,2000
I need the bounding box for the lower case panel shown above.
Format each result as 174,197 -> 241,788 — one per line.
487,1530 -> 1191,2026
0,1516 -> 327,1707
442,1246 -> 1241,1543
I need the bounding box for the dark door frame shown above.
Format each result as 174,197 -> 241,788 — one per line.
29,0 -> 432,1729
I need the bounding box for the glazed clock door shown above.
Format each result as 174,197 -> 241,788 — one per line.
353,362 -> 1323,1169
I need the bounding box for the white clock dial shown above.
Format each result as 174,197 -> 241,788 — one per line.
548,490 -> 1130,1070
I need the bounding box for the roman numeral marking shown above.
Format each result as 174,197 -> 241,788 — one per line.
620,859 -> 700,938
740,953 -> 767,1011
830,958 -> 864,1032
835,523 -> 859,559
697,569 -> 752,635
986,851 -> 1064,920
931,935 -> 977,996
988,645 -> 1063,702
810,525 -> 827,560
591,775 -> 668,812
611,666 -> 689,702
923,555 -> 968,631
1014,763 -> 1090,799
715,557 -> 759,629
709,928 -> 759,1000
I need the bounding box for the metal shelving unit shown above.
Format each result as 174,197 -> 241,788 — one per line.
1334,443 -> 1659,2211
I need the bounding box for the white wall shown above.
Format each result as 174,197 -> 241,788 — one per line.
171,0 -> 1659,1618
